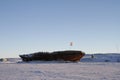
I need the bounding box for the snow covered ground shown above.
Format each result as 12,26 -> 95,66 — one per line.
81,53 -> 120,62
0,54 -> 120,80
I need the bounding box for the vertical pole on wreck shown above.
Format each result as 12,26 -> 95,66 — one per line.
69,42 -> 73,50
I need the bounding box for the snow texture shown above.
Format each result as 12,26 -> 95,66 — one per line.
0,54 -> 120,80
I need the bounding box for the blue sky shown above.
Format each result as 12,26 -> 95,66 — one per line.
0,0 -> 120,58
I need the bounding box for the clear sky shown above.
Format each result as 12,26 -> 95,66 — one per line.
0,0 -> 120,58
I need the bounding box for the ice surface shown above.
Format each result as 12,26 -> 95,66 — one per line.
81,53 -> 120,62
0,54 -> 120,80
0,62 -> 120,80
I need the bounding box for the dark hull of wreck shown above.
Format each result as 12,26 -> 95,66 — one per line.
19,50 -> 85,62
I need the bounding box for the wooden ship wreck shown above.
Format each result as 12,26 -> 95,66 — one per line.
19,50 -> 85,62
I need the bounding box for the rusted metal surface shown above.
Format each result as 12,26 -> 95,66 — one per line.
19,50 -> 85,62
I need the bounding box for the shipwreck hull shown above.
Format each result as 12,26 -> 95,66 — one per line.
19,50 -> 85,62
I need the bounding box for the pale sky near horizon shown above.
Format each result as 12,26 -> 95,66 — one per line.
0,0 -> 120,58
